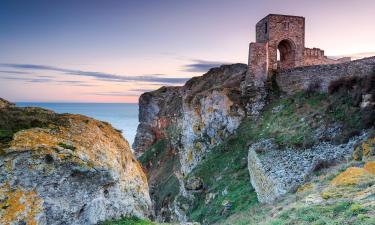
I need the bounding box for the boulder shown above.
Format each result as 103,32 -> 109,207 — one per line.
0,104 -> 152,225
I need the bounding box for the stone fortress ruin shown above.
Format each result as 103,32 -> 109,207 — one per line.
248,14 -> 351,81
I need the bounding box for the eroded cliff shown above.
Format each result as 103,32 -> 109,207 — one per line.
0,100 -> 152,225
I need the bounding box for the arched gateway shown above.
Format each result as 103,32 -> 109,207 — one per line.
248,14 -> 351,83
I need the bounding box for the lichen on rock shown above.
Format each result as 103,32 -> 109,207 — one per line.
0,101 -> 152,225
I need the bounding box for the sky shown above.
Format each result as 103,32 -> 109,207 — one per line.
1,0 -> 375,103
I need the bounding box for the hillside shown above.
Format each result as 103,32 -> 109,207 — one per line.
134,57 -> 375,224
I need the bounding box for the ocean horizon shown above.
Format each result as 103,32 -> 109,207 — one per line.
16,102 -> 139,146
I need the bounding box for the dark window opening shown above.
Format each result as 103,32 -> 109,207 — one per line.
284,22 -> 289,31
265,22 -> 268,33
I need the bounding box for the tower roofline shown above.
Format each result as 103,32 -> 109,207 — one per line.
262,14 -> 305,20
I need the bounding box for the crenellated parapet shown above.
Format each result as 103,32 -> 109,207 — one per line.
303,47 -> 351,66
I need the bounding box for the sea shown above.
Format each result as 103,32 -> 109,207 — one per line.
16,103 -> 139,147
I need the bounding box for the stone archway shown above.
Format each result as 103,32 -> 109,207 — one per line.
277,39 -> 296,69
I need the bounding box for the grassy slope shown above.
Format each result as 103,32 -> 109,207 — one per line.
101,217 -> 158,225
183,90 -> 373,224
219,154 -> 375,225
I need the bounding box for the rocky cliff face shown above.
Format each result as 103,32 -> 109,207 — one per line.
0,100 -> 152,225
179,64 -> 248,174
133,64 -> 250,221
134,64 -> 248,173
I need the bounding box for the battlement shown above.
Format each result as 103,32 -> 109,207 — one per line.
304,48 -> 325,58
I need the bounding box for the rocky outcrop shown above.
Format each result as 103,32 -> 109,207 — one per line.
247,135 -> 367,203
134,64 -> 248,172
133,86 -> 182,157
0,102 -> 152,225
133,64 -> 251,221
0,98 -> 14,108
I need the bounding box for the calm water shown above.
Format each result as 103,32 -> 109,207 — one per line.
16,103 -> 139,146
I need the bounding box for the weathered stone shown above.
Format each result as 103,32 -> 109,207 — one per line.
0,105 -> 152,225
185,177 -> 203,191
276,57 -> 375,94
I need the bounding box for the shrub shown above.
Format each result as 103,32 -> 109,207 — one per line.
304,79 -> 321,97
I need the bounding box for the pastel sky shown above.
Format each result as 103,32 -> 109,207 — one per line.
1,0 -> 375,103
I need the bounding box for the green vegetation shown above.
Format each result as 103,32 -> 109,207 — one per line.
0,107 -> 55,146
266,201 -> 374,225
139,139 -> 168,165
0,129 -> 13,143
139,138 -> 181,219
101,216 -> 157,225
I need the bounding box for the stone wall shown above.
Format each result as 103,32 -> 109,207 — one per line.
276,56 -> 375,94
303,47 -> 351,66
248,42 -> 268,83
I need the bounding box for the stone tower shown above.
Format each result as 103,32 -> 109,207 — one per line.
248,14 -> 305,82
248,14 -> 350,83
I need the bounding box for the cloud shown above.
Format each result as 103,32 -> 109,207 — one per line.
128,88 -> 155,93
182,59 -> 231,72
0,63 -> 189,84
85,91 -> 140,97
0,70 -> 32,74
0,75 -> 97,87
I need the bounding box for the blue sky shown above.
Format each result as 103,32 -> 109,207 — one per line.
1,0 -> 375,102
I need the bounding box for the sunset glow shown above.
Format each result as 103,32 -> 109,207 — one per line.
1,0 -> 375,102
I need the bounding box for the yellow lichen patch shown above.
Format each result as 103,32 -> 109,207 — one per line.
207,107 -> 214,113
364,161 -> 375,175
194,104 -> 201,116
187,149 -> 193,163
297,183 -> 313,193
192,121 -> 205,134
353,146 -> 362,161
353,137 -> 375,161
0,184 -> 43,225
5,160 -> 13,171
9,128 -> 59,152
194,142 -> 203,152
362,138 -> 374,158
331,167 -> 374,186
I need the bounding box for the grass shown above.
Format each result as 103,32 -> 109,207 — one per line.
139,138 -> 181,220
0,129 -> 13,143
139,139 -> 168,165
265,201 -> 375,225
0,106 -> 56,146
101,216 -> 157,225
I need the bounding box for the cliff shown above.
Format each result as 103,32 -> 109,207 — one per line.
0,99 -> 152,225
133,64 -> 250,221
134,57 -> 375,224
